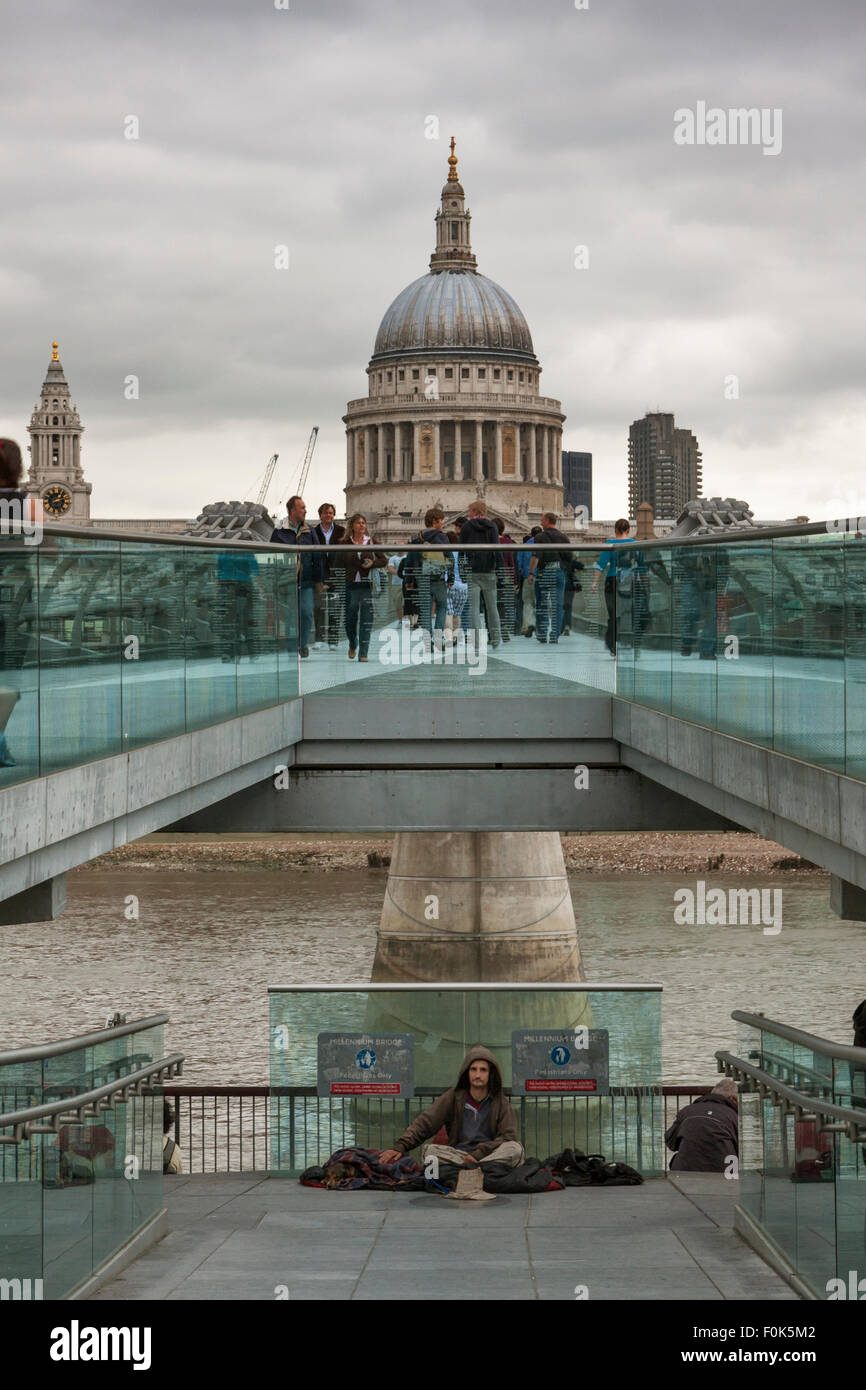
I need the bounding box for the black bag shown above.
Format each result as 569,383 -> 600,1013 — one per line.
544,1148 -> 645,1187
544,1147 -> 592,1186
482,1159 -> 559,1194
586,1154 -> 644,1186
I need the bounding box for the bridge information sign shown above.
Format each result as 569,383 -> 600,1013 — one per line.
511,1029 -> 610,1095
317,1033 -> 415,1098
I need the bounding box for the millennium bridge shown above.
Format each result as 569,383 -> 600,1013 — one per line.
1,518 -> 865,1300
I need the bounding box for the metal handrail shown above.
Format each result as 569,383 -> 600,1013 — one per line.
13,518 -> 858,552
157,1082 -> 707,1174
715,1050 -> 866,1141
0,1053 -> 185,1143
268,981 -> 663,992
0,1014 -> 170,1066
731,1011 -> 866,1067
754,1048 -> 835,1091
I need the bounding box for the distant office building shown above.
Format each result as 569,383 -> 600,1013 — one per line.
562,451 -> 592,517
628,412 -> 701,519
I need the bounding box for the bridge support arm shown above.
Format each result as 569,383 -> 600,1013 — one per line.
0,873 -> 67,925
830,874 -> 866,923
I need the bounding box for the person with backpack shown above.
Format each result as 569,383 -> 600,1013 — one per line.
527,512 -> 571,644
591,517 -> 636,657
459,501 -> 502,649
404,507 -> 452,651
445,526 -> 469,644
561,554 -> 586,637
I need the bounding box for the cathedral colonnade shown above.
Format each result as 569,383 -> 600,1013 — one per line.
345,419 -> 563,490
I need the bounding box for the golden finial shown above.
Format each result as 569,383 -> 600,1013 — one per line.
51,340 -> 59,361
447,135 -> 459,182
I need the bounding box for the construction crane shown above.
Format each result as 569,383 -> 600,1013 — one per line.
295,426 -> 319,497
256,453 -> 279,508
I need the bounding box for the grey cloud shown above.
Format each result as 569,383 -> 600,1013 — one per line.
1,0 -> 863,520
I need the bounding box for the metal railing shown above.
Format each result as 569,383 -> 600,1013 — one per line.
0,1013 -> 170,1065
715,1052 -> 866,1143
163,1084 -> 709,1175
0,1055 -> 185,1145
731,1011 -> 866,1067
722,1011 -> 866,1299
25,517 -> 842,551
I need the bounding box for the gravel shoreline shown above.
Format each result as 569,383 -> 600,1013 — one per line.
73,832 -> 824,876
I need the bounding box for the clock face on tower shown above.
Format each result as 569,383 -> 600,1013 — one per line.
43,485 -> 72,517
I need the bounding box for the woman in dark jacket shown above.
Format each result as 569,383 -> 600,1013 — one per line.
337,514 -> 388,661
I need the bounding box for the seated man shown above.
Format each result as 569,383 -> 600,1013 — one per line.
379,1044 -> 524,1171
665,1078 -> 739,1172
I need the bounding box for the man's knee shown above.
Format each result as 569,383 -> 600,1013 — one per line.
421,1142 -> 466,1169
480,1141 -> 525,1169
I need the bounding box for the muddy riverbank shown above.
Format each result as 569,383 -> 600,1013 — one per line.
72,831 -> 824,877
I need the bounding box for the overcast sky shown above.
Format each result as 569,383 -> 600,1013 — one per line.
2,0 -> 864,522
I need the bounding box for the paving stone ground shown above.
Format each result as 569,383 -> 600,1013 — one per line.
88,1171 -> 799,1302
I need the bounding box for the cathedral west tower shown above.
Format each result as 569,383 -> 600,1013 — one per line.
27,341 -> 91,521
344,142 -> 565,540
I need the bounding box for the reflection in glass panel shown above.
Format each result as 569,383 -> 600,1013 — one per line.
844,535 -> 866,780
773,538 -> 845,770
1,1024 -> 165,1299
269,986 -> 662,1175
715,540 -> 773,744
295,545 -> 613,700
669,545 -> 718,727
121,543 -> 186,749
0,537 -> 39,788
38,537 -> 122,773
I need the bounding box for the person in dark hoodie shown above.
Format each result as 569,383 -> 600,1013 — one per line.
269,495 -> 324,658
459,501 -> 502,648
665,1078 -> 739,1171
404,506 -> 453,651
528,511 -> 571,644
379,1044 -> 524,1169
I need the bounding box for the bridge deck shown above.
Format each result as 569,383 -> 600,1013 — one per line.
87,1172 -> 797,1302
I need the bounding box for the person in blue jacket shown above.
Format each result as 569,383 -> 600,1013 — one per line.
591,518 -> 644,656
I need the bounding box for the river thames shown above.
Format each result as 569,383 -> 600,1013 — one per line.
0,859 -> 855,1083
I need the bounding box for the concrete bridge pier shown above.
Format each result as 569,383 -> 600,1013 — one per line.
363,833 -> 594,1153
371,831 -> 584,985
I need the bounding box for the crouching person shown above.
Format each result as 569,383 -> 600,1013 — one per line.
665,1077 -> 739,1172
379,1045 -> 524,1170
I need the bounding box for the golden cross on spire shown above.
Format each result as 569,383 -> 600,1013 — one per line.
447,136 -> 459,181
51,340 -> 59,361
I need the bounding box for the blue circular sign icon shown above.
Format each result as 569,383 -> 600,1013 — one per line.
550,1045 -> 571,1066
356,1047 -> 376,1070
